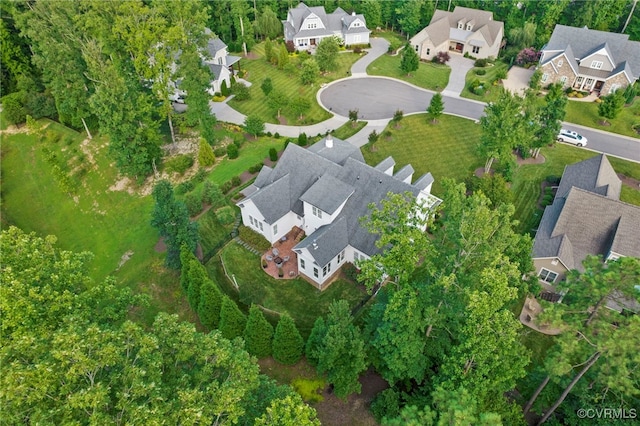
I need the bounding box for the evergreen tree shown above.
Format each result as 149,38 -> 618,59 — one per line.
219,295 -> 247,340
305,317 -> 327,367
273,315 -> 304,365
186,258 -> 207,310
427,93 -> 444,123
316,300 -> 367,398
198,137 -> 215,167
243,305 -> 274,358
400,43 -> 419,75
197,279 -> 223,330
261,77 -> 273,96
277,44 -> 289,70
180,245 -> 195,291
264,37 -> 275,64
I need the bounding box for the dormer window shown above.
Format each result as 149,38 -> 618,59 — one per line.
557,59 -> 563,67
458,22 -> 464,29
591,60 -> 603,69
466,24 -> 473,31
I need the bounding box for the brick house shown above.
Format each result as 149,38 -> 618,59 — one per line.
538,25 -> 640,95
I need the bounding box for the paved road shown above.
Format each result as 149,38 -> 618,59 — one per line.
560,123 -> 640,162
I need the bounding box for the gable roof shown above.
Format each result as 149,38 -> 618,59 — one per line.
411,6 -> 503,48
284,2 -> 369,39
241,137 -> 435,267
533,155 -> 640,271
542,25 -> 640,79
556,154 -> 621,200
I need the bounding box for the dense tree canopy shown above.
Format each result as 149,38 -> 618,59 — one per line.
0,227 -> 282,425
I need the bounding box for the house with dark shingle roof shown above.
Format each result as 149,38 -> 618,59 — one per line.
538,25 -> 640,95
532,154 -> 640,311
409,6 -> 504,61
283,2 -> 370,51
237,135 -> 440,288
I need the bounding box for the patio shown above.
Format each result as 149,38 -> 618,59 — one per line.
261,227 -> 304,280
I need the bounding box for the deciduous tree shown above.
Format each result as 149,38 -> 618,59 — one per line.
300,58 -> 320,85
598,90 -> 625,125
315,36 -> 340,72
254,393 -> 320,426
244,114 -> 265,138
254,7 -> 281,40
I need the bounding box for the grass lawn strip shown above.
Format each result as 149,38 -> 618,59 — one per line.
367,53 -> 451,92
228,42 -> 361,125
564,99 -> 640,139
362,114 -> 483,196
213,242 -> 366,338
459,61 -> 510,103
332,120 -> 367,140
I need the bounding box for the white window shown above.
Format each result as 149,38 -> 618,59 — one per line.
323,263 -> 331,277
560,76 -> 567,85
458,23 -> 464,29
426,48 -> 430,56
259,222 -> 263,231
576,76 -> 584,85
466,24 -> 472,31
313,267 -> 319,278
591,61 -> 603,69
353,251 -> 360,261
609,84 -> 621,94
337,250 -> 345,264
541,73 -> 549,83
472,46 -> 480,54
218,57 -> 223,65
308,23 -> 317,29
586,78 -> 594,88
415,45 -> 419,52
539,268 -> 558,283
312,206 -> 323,218
557,59 -> 563,67
273,224 -> 278,235
300,258 -> 306,269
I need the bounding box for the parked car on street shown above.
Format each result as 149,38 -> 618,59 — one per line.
557,129 -> 587,146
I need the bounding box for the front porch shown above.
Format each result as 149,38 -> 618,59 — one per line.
261,227 -> 305,279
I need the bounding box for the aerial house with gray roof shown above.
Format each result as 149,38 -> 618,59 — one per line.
532,154 -> 640,312
538,25 -> 640,95
237,135 -> 441,289
283,2 -> 370,51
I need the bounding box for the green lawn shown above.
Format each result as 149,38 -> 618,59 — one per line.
460,61 -> 510,103
210,242 -> 367,338
228,42 -> 361,125
564,98 -> 640,139
207,137 -> 284,185
332,120 -> 367,140
362,114 -> 484,196
367,53 -> 451,92
0,120 -> 196,326
511,144 -> 640,234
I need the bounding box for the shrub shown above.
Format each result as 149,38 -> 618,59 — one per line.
285,40 -> 295,53
202,181 -> 225,207
434,51 -> 450,64
515,47 -> 541,66
185,192 -> 203,216
342,263 -> 359,282
298,133 -> 308,146
248,162 -> 264,173
291,378 -> 326,403
213,146 -> 226,157
1,93 -> 27,125
212,95 -> 226,102
220,80 -> 230,96
221,181 -> 233,194
198,138 -> 216,167
370,389 -> 401,423
231,175 -> 241,187
283,138 -> 290,150
192,168 -> 207,184
475,69 -> 486,76
232,82 -> 250,101
496,68 -> 508,80
268,147 -> 278,161
238,225 -> 271,251
175,181 -> 195,195
226,144 -> 239,159
274,132 -> 280,139
164,154 -> 194,175
542,194 -> 554,206
215,206 -> 236,225
474,58 -> 488,67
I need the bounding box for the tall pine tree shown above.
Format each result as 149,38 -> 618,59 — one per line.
219,295 -> 247,340
273,315 -> 304,365
243,305 -> 274,358
198,279 -> 223,330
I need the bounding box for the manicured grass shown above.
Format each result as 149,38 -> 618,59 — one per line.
228,42 -> 361,125
362,114 -> 483,196
207,137 -> 284,185
210,242 -> 367,338
0,120 -> 196,326
332,120 -> 367,140
511,144 -> 640,235
367,53 -> 451,92
621,185 -> 640,206
564,98 -> 640,139
460,61 -> 510,103
372,30 -> 407,53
